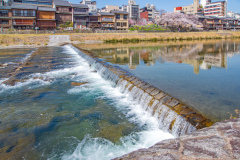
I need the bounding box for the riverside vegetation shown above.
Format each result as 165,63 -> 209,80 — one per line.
0,31 -> 240,47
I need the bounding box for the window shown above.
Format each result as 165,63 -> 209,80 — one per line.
0,10 -> 8,17
123,15 -> 127,20
122,22 -> 127,27
116,14 -> 120,19
0,20 -> 8,24
117,22 -> 120,26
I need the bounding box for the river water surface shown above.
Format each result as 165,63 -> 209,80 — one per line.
86,40 -> 240,122
0,46 -> 173,159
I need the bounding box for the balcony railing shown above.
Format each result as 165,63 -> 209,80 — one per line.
74,19 -> 89,22
102,24 -> 114,28
0,14 -> 9,17
37,22 -> 56,27
38,16 -> 55,20
12,22 -> 34,25
73,11 -> 89,15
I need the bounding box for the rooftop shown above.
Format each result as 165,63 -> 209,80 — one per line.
11,3 -> 38,10
53,0 -> 71,6
38,7 -> 56,12
98,12 -> 115,16
71,3 -> 89,8
111,10 -> 129,14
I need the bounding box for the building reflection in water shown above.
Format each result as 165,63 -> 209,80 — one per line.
91,41 -> 240,74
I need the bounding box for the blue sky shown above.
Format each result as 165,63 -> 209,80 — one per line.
70,0 -> 239,13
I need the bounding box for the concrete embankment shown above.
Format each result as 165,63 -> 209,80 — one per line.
70,44 -> 213,137
114,118 -> 240,160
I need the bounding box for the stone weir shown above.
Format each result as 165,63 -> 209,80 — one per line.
69,44 -> 213,137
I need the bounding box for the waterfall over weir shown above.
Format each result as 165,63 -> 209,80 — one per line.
69,44 -> 213,137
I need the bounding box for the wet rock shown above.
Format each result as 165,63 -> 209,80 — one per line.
114,118 -> 240,160
154,92 -> 166,100
3,63 -> 8,67
71,82 -> 88,86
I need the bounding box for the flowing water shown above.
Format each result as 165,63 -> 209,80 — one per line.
0,46 -> 174,159
87,40 -> 240,122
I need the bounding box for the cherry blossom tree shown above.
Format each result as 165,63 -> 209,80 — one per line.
154,12 -> 203,31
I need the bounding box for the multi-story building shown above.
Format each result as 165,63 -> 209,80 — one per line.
98,12 -> 115,30
140,4 -> 158,20
0,6 -> 12,28
200,0 -> 211,8
227,11 -> 240,19
199,16 -> 239,30
53,0 -> 72,27
13,0 -> 53,8
182,0 -> 200,15
140,11 -> 148,21
88,12 -> 100,28
72,4 -> 89,29
111,10 -> 128,30
101,5 -> 120,12
80,0 -> 97,13
122,0 -> 139,20
11,4 -> 37,29
204,1 -> 227,17
174,7 -> 182,13
36,7 -> 56,29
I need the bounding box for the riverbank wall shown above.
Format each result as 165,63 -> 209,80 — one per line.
69,44 -> 213,138
1,31 -> 240,48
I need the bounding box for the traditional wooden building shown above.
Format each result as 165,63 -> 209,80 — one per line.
53,0 -> 72,27
0,6 -> 12,29
88,12 -> 100,29
111,11 -> 129,30
72,4 -> 89,29
11,4 -> 37,29
98,12 -> 115,30
36,7 -> 56,29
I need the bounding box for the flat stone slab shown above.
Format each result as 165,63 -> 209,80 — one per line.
114,118 -> 240,160
150,89 -> 160,96
166,99 -> 180,107
145,87 -> 155,94
154,92 -> 166,100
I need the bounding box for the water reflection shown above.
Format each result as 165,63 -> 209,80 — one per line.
91,41 -> 240,74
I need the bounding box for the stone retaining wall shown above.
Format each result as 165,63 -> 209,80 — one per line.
114,118 -> 240,160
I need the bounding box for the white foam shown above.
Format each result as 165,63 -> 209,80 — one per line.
62,45 -> 174,160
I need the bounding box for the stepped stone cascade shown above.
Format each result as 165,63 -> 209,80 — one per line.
69,44 -> 213,137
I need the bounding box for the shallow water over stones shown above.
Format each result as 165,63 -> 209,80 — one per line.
0,46 -> 174,159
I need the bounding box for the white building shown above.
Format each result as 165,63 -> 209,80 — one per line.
101,5 -> 120,12
200,0 -> 211,8
122,0 -> 139,20
204,1 -> 227,17
80,0 -> 97,13
227,11 -> 240,19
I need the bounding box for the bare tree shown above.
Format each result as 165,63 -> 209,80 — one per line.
202,19 -> 210,30
159,9 -> 167,16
